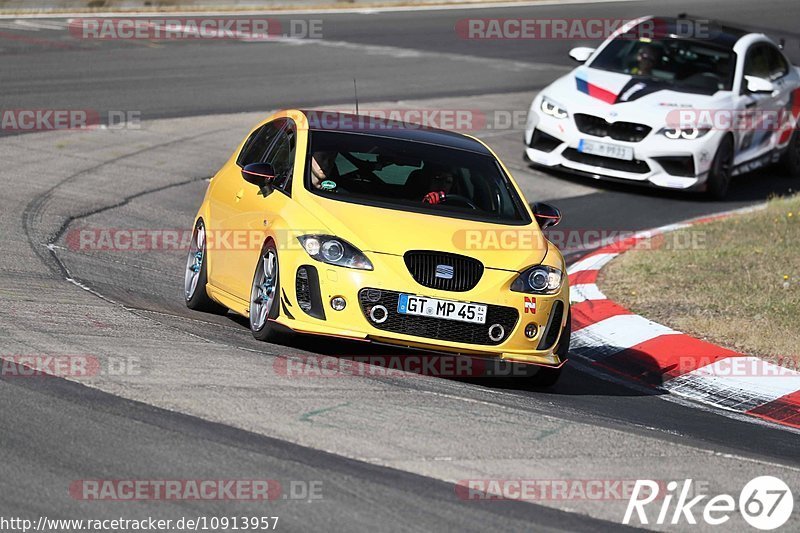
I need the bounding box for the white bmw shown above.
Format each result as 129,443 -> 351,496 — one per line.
524,16 -> 800,198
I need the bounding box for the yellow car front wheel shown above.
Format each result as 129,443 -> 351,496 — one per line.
249,242 -> 286,343
530,310 -> 570,388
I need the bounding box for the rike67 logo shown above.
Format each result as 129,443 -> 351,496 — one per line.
624,476 -> 794,530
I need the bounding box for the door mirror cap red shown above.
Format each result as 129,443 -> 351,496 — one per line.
533,202 -> 562,229
242,163 -> 276,187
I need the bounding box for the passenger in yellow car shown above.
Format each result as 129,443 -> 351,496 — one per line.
310,151 -> 339,190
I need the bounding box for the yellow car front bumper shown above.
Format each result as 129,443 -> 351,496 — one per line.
272,252 -> 570,367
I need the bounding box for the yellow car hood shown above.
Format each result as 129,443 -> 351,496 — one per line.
305,195 -> 547,271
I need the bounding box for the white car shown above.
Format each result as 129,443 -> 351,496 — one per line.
524,16 -> 800,198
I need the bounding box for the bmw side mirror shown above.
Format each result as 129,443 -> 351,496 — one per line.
568,47 -> 595,63
533,202 -> 562,229
745,75 -> 775,94
242,162 -> 276,188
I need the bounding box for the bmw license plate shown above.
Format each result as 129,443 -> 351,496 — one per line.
578,139 -> 634,161
397,294 -> 487,324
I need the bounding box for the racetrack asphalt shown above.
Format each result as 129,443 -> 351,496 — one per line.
2,0 -> 800,530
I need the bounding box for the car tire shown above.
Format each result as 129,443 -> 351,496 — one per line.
249,242 -> 287,343
706,136 -> 734,200
778,127 -> 800,178
530,309 -> 570,387
184,219 -> 227,314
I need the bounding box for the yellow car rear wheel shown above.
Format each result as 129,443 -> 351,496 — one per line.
184,219 -> 226,314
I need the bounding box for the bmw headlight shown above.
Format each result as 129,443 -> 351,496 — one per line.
659,127 -> 710,140
297,235 -> 373,270
540,97 -> 569,119
510,265 -> 563,294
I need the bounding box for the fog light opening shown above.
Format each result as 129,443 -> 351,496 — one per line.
330,296 -> 346,311
369,305 -> 388,324
488,323 -> 505,342
524,323 -> 538,339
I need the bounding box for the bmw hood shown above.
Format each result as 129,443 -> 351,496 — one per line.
542,66 -> 733,126
303,194 -> 548,271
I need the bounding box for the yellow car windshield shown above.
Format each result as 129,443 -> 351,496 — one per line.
306,130 -> 530,225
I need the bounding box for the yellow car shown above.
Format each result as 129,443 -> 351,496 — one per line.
185,109 -> 570,385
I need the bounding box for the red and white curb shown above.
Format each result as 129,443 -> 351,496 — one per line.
567,207 -> 800,430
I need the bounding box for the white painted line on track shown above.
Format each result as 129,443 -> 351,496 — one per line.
665,357 -> 800,411
571,314 -> 679,359
567,252 -> 618,275
568,355 -> 800,439
237,36 -> 569,73
568,283 -> 606,303
13,19 -> 67,30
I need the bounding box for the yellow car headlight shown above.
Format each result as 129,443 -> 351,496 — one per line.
511,265 -> 563,294
297,235 -> 373,270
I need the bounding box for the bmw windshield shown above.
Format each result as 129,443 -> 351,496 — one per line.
590,36 -> 736,94
305,130 -> 531,225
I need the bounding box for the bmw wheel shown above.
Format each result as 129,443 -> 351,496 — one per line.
706,136 -> 734,200
778,127 -> 800,178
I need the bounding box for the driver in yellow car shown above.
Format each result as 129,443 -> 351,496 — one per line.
422,168 -> 455,204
